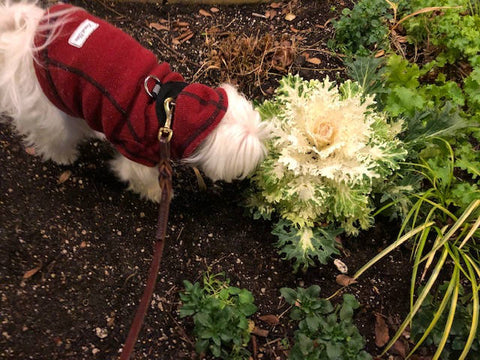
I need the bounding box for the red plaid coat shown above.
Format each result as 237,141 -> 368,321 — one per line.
33,4 -> 227,165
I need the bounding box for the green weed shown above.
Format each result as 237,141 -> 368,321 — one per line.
179,272 -> 257,359
281,286 -> 372,360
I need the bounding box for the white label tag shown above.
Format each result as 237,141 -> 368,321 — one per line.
68,19 -> 99,48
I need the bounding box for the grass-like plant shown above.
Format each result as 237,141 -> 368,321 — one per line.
247,74 -> 406,271
179,272 -> 257,360
280,285 -> 371,360
354,139 -> 480,359
411,282 -> 480,359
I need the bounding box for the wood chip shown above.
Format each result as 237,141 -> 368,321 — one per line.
199,9 -> 212,17
270,2 -> 283,8
210,7 -> 219,13
374,50 -> 385,58
23,264 -> 42,279
251,326 -> 269,337
149,22 -> 169,31
176,30 -> 194,43
285,13 -> 296,21
259,314 -> 280,326
57,170 -> 72,184
306,57 -> 322,65
252,12 -> 267,19
25,147 -> 35,155
265,9 -> 277,20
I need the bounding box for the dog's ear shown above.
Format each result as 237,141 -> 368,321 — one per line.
184,84 -> 270,182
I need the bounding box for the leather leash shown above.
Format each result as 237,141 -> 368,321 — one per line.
119,97 -> 175,360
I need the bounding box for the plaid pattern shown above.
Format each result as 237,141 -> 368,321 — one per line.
33,4 -> 227,166
172,85 -> 227,159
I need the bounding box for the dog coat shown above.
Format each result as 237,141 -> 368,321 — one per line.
33,4 -> 228,166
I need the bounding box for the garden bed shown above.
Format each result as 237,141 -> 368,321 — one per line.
0,0 -> 422,359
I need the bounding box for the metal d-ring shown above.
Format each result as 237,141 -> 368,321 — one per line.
144,75 -> 161,98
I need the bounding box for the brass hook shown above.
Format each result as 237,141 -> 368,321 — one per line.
158,97 -> 174,142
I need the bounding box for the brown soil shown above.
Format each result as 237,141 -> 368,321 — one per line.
0,1 -> 412,359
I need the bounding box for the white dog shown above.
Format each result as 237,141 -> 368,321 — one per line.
0,1 -> 269,201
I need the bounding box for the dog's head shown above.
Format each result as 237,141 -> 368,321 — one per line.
172,84 -> 270,182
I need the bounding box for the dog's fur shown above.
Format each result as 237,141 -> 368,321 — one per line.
0,1 -> 269,201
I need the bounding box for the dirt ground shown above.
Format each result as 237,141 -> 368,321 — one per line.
1,0 -> 414,359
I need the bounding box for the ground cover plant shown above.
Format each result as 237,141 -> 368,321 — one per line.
179,272 -> 257,359
280,285 -> 371,360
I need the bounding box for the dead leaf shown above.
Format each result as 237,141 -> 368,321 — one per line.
149,22 -> 169,31
23,264 -> 42,279
285,13 -> 296,21
374,50 -> 385,58
306,57 -> 322,65
193,167 -> 207,191
271,39 -> 295,71
333,259 -> 348,274
391,338 -> 408,358
25,147 -> 36,156
259,314 -> 280,326
335,235 -> 343,247
374,313 -> 390,347
199,9 -> 212,18
335,274 -> 357,286
270,2 -> 282,8
265,87 -> 275,95
265,9 -> 277,20
251,326 -> 269,337
57,170 -> 72,184
210,7 -> 219,13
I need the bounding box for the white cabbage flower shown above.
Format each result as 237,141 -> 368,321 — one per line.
247,75 -> 407,271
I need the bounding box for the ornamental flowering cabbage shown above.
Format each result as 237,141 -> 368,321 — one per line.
247,75 -> 407,271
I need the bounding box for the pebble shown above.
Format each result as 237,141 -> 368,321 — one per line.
95,327 -> 108,339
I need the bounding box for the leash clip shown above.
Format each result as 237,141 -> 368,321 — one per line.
158,97 -> 174,142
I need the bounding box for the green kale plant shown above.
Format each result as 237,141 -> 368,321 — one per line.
280,286 -> 371,360
247,74 -> 407,271
179,272 -> 257,360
